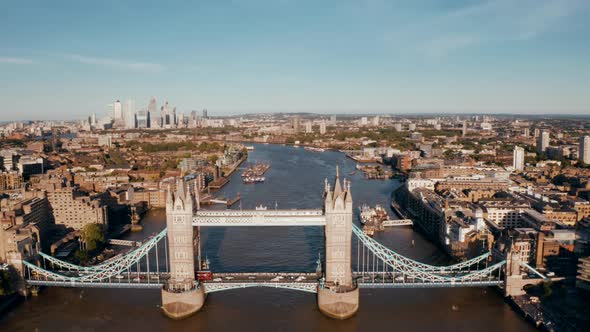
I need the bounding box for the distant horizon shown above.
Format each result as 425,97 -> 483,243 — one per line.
1,1 -> 590,120
4,110 -> 590,123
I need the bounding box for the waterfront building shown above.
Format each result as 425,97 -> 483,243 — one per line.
580,135 -> 590,164
131,189 -> 167,208
46,187 -> 109,230
305,121 -> 313,134
513,146 -> 525,170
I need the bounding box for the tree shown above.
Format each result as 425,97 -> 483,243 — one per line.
81,223 -> 105,252
208,155 -> 219,164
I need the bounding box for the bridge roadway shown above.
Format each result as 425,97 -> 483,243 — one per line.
192,209 -> 326,226
382,219 -> 413,227
25,270 -> 502,290
26,272 -> 322,292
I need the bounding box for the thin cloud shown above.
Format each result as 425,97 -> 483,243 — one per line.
0,57 -> 35,64
386,0 -> 590,58
422,35 -> 479,58
64,53 -> 165,72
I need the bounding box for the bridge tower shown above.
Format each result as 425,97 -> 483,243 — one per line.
161,180 -> 205,319
318,166 -> 359,319
503,243 -> 528,297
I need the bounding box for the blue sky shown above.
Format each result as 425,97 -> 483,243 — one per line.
1,0 -> 589,120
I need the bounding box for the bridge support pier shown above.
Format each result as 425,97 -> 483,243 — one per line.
161,286 -> 206,320
317,286 -> 359,319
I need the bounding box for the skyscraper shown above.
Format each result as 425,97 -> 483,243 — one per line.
148,97 -> 157,114
305,121 -> 313,134
202,109 -> 208,119
513,146 -> 525,170
537,129 -> 550,153
580,135 -> 590,164
124,99 -> 136,129
113,100 -> 122,120
136,109 -> 150,128
90,112 -> 97,126
148,97 -> 160,129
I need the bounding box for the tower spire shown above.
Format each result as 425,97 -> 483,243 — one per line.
333,165 -> 342,196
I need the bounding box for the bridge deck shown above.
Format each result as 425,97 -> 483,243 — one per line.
193,209 -> 326,226
382,219 -> 413,226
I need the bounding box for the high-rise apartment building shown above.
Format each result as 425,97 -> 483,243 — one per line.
319,120 -> 327,135
305,121 -> 313,134
537,129 -> 550,153
580,135 -> 590,164
513,146 -> 525,170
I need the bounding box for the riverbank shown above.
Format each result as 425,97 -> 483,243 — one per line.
391,183 -> 571,332
1,143 -> 534,332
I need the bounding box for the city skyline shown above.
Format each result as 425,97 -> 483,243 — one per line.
2,0 -> 590,120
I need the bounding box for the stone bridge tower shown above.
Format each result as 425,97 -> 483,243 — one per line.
318,166 -> 359,319
161,180 -> 205,319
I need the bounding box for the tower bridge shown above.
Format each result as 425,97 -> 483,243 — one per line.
20,167 -> 547,320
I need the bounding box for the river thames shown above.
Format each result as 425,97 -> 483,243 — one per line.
0,143 -> 534,332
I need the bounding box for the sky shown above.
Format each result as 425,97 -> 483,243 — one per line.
1,0 -> 589,120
